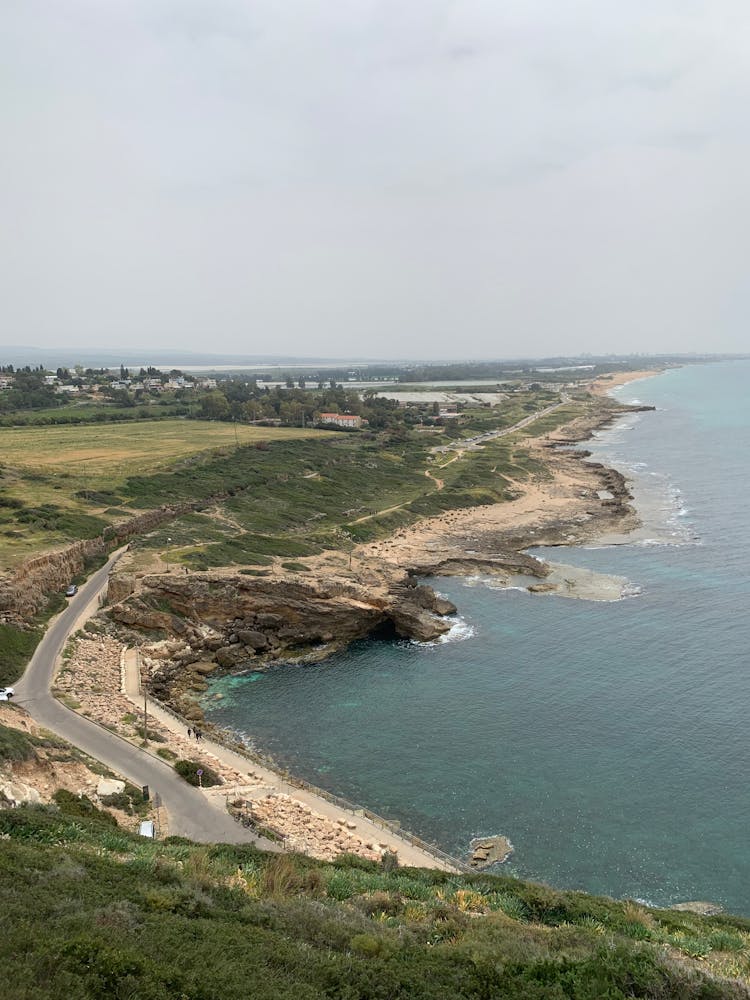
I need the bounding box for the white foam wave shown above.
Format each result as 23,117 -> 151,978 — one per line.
439,618 -> 476,644
412,616 -> 476,647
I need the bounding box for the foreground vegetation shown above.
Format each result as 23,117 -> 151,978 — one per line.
0,804 -> 748,999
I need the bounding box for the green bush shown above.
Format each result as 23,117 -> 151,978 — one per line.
174,759 -> 221,787
52,789 -> 118,827
99,783 -> 150,817
0,623 -> 42,687
0,722 -> 36,762
0,805 -> 748,999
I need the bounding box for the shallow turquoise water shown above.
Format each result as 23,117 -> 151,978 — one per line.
205,361 -> 750,913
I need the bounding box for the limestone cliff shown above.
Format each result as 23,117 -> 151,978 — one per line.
0,502 -> 201,619
107,570 -> 456,706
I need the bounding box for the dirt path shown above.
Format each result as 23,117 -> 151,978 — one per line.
431,399 -> 566,456
424,469 -> 444,490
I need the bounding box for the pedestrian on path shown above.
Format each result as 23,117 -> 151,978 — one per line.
187,727 -> 193,738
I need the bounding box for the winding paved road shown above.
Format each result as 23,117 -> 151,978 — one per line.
14,551 -> 275,846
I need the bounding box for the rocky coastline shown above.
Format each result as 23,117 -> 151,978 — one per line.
98,394 -> 649,729
5,384 -> 655,868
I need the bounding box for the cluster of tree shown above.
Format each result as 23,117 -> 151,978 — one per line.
0,364 -> 47,374
0,371 -> 66,412
198,380 -> 426,430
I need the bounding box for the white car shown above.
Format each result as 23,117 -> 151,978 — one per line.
0,687 -> 15,701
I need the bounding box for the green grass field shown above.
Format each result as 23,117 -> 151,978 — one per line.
0,420 -> 331,481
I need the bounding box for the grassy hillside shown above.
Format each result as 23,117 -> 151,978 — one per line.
0,420 -> 337,567
1,804 -> 748,999
0,386 -> 613,572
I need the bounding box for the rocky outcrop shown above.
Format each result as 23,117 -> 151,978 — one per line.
671,901 -> 724,916
0,537 -> 108,620
0,776 -> 42,807
108,570 -> 456,703
106,573 -> 137,605
407,551 -> 548,579
469,835 -> 514,868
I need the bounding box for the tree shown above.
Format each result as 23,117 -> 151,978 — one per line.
200,391 -> 230,420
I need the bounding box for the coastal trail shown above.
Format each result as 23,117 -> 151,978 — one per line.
349,400 -> 565,528
430,398 -> 567,456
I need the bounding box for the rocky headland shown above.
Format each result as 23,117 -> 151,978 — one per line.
105,570 -> 458,718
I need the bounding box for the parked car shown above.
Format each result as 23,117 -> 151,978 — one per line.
65,584 -> 78,597
0,687 -> 15,701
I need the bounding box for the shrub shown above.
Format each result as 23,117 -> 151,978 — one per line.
53,789 -> 118,827
0,623 -> 42,686
0,722 -> 36,762
99,783 -> 150,817
350,933 -> 386,957
261,855 -> 303,898
326,871 -> 356,901
174,759 -> 221,787
133,725 -> 167,743
487,892 -> 530,921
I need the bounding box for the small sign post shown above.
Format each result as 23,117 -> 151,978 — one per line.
197,768 -> 203,788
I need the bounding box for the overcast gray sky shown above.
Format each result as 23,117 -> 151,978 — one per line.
2,1 -> 749,360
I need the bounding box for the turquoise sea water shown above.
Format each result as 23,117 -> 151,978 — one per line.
205,361 -> 750,913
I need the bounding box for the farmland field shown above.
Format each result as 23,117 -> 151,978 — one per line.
0,420 -> 332,479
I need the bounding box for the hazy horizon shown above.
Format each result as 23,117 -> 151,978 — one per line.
1,345 -> 744,372
3,3 -> 750,359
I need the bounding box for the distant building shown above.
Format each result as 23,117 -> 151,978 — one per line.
318,412 -> 362,429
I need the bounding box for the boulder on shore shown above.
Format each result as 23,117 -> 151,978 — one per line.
469,835 -> 514,868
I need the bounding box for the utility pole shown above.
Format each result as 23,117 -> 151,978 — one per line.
139,647 -> 148,746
